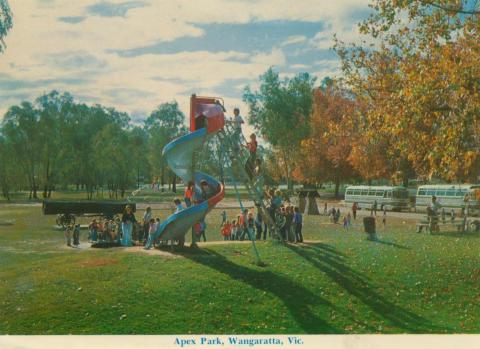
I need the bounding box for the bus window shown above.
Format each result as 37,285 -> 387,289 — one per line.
387,191 -> 392,198
361,189 -> 368,195
354,189 -> 361,195
418,189 -> 426,196
376,190 -> 384,197
393,191 -> 405,198
445,189 -> 455,196
436,190 -> 446,196
346,190 -> 352,195
426,189 -> 435,196
455,189 -> 463,197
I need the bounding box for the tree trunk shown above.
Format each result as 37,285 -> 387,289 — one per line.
172,175 -> 177,193
31,174 -> 38,199
137,167 -> 140,189
43,157 -> 50,199
161,162 -> 165,192
334,177 -> 340,198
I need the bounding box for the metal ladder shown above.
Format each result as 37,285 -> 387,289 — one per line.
216,123 -> 284,244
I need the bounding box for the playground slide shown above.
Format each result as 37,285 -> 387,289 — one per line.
147,102 -> 225,244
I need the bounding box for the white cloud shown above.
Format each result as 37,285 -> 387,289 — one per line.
281,35 -> 308,46
1,0 -> 371,121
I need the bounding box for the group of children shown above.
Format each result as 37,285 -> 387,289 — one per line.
64,224 -> 81,247
220,209 -> 264,241
219,203 -> 304,243
87,217 -> 123,244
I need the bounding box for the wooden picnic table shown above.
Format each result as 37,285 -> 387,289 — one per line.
416,215 -> 466,234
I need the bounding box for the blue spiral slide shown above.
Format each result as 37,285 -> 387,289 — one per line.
146,96 -> 225,245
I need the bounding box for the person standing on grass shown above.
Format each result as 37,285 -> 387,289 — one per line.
324,202 -> 328,215
221,221 -> 232,241
88,219 -> 98,243
115,216 -> 122,244
285,206 -> 295,242
352,202 -> 358,220
347,212 -> 351,228
198,220 -> 207,242
144,218 -> 158,250
230,220 -> 237,240
255,209 -> 265,241
142,207 -> 153,244
373,200 -> 378,216
343,215 -> 349,230
239,209 -> 248,240
246,212 -> 256,240
220,210 -> 227,227
235,219 -> 242,240
65,224 -> 72,247
73,224 -> 80,246
451,208 -> 455,222
121,205 -> 136,246
335,208 -> 341,224
293,206 -> 303,243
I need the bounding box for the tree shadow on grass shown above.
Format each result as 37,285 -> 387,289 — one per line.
181,247 -> 342,334
287,242 -> 450,333
430,231 -> 480,238
374,239 -> 410,250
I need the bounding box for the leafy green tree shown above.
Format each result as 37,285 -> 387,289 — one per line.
36,91 -> 74,198
145,101 -> 187,192
2,102 -> 41,198
0,135 -> 19,200
92,123 -> 133,198
0,0 -> 12,53
243,68 -> 316,190
129,126 -> 150,189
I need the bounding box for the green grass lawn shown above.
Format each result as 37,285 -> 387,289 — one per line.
1,204 -> 479,334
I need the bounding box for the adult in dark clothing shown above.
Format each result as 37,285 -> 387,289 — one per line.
293,207 -> 303,243
285,206 -> 295,242
255,210 -> 264,241
352,202 -> 358,220
121,205 -> 137,246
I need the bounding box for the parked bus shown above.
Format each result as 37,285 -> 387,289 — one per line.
415,184 -> 480,215
344,186 -> 410,211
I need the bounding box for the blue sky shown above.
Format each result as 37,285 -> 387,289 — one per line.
0,0 -> 371,126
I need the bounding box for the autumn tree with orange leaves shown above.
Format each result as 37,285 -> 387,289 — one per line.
294,81 -> 358,197
335,0 -> 480,183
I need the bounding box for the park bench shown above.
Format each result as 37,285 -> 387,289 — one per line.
416,216 -> 466,234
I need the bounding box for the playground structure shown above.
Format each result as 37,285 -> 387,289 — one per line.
147,95 -> 283,264
42,200 -> 136,228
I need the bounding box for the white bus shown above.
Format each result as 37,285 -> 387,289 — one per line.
415,184 -> 480,215
344,186 -> 410,211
